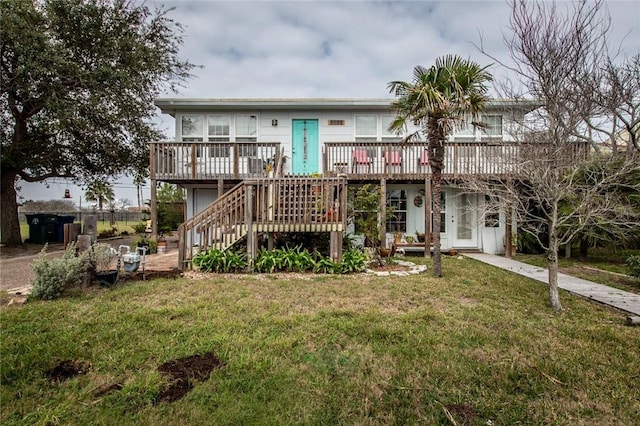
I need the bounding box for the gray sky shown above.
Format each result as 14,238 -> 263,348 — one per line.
19,0 -> 640,206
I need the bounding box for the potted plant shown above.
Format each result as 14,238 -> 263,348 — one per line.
156,235 -> 168,253
405,235 -> 415,244
415,232 -> 426,243
134,237 -> 157,254
90,243 -> 119,286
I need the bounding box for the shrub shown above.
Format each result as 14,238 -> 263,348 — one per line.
30,243 -> 89,300
192,249 -> 247,273
90,243 -> 118,272
98,227 -> 117,239
254,245 -> 317,273
132,222 -> 147,234
339,248 -> 367,274
627,255 -> 640,280
254,247 -> 282,273
134,237 -> 157,254
313,255 -> 339,274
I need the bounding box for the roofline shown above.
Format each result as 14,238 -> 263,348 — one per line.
154,97 -> 540,116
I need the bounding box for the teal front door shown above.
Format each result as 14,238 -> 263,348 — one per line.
291,119 -> 319,175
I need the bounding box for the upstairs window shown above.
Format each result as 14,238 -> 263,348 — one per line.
235,115 -> 258,142
483,115 -> 502,137
207,116 -> 230,141
181,115 -> 203,141
355,115 -> 377,141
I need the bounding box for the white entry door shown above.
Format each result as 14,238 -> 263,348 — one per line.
452,192 -> 478,247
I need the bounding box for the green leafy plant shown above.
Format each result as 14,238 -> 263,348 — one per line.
254,246 -> 318,273
192,249 -> 247,273
132,222 -> 147,234
254,248 -> 282,273
30,243 -> 89,300
134,237 -> 157,254
339,248 -> 367,274
98,227 -> 117,239
627,255 -> 640,280
312,255 -> 339,274
348,184 -> 396,265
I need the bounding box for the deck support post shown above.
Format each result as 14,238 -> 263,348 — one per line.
246,184 -> 256,268
218,178 -> 225,197
380,178 -> 387,249
150,178 -> 158,241
330,231 -> 343,263
505,198 -> 513,258
424,177 -> 432,258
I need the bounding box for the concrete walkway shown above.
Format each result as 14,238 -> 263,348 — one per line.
465,253 -> 640,316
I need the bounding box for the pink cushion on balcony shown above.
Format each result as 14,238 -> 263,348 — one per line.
385,151 -> 402,165
353,150 -> 370,164
419,150 -> 429,165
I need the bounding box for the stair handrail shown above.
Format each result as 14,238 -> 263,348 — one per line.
178,182 -> 247,268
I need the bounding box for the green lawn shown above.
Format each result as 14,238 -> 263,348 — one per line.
515,247 -> 640,294
2,257 -> 639,425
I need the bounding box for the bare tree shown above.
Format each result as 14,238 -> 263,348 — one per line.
473,0 -> 640,311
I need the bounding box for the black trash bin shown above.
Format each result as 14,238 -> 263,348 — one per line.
26,214 -> 59,244
56,215 -> 76,243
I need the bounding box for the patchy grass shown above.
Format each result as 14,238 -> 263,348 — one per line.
2,257 -> 639,425
516,247 -> 640,294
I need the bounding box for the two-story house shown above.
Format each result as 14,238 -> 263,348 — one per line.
151,98 -> 535,269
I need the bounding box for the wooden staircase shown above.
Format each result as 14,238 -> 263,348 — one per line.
178,177 -> 349,269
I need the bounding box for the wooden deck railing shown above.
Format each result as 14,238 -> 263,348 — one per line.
151,141 -> 281,181
322,141 -> 590,179
178,177 -> 348,268
153,140 -> 590,182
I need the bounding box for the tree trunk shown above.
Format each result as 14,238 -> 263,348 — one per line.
429,117 -> 445,278
432,168 -> 442,277
1,169 -> 23,246
579,238 -> 589,261
547,231 -> 563,312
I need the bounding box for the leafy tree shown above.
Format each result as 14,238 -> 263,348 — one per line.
157,183 -> 185,203
347,184 -> 395,266
84,180 -> 114,211
0,0 -> 193,245
388,55 -> 492,277
153,183 -> 184,233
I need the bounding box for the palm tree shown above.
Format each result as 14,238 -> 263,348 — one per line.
388,55 -> 492,277
85,180 -> 115,211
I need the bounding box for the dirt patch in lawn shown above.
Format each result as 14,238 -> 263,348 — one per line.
46,360 -> 90,382
156,352 -> 224,403
444,403 -> 478,425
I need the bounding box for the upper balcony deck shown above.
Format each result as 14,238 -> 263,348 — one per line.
150,140 -> 589,183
